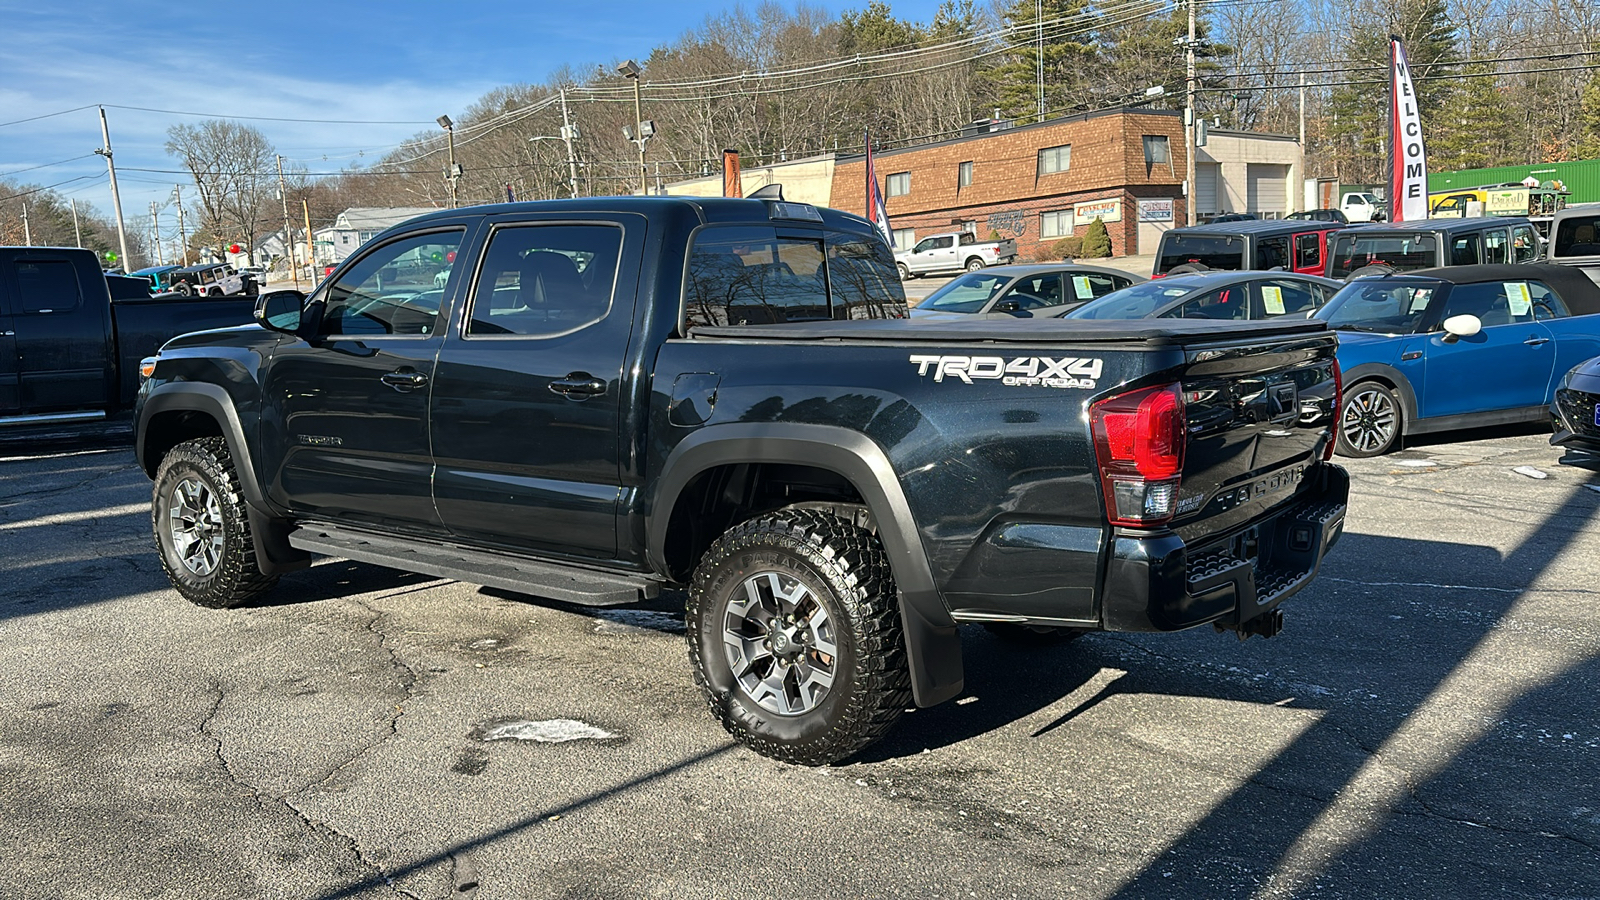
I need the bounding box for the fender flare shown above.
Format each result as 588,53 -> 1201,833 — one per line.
137,381 -> 268,510
650,423 -> 963,707
1340,362 -> 1419,434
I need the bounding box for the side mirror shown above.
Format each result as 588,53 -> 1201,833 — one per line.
254,290 -> 305,334
1441,313 -> 1482,343
994,299 -> 1020,313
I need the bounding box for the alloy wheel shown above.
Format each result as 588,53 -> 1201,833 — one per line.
168,477 -> 223,577
722,571 -> 838,716
1341,387 -> 1397,454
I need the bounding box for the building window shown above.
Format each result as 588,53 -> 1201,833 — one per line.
1041,210 -> 1074,238
1143,135 -> 1171,165
891,228 -> 916,250
887,172 -> 910,197
1038,144 -> 1071,176
958,161 -> 973,189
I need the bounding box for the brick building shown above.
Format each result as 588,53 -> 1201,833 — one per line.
823,108 -> 1302,258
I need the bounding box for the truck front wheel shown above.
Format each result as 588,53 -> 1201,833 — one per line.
152,437 -> 279,608
687,509 -> 910,765
897,263 -> 913,280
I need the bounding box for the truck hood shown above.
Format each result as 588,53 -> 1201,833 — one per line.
158,322 -> 278,354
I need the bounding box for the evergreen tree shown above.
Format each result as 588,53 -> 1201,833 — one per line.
1577,72 -> 1600,159
1324,0 -> 1458,183
1431,65 -> 1519,170
988,0 -> 1098,123
1081,217 -> 1112,257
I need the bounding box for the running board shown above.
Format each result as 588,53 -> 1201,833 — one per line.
0,410 -> 107,427
287,524 -> 660,607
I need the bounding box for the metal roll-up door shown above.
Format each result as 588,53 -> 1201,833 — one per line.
1195,163 -> 1219,215
1248,164 -> 1289,217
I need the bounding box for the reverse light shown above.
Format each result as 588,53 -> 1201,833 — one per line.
1091,383 -> 1186,527
1323,358 -> 1343,461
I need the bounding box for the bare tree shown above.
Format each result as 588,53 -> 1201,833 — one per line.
165,120 -> 277,259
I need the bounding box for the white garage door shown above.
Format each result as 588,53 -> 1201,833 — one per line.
1195,163 -> 1219,216
1248,164 -> 1290,217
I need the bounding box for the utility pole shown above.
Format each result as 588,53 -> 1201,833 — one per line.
95,106 -> 131,272
150,202 -> 163,264
70,199 -> 82,247
20,202 -> 30,246
302,200 -> 315,287
1184,0 -> 1198,226
173,185 -> 187,265
559,88 -> 580,198
1036,0 -> 1045,123
437,115 -> 460,209
276,155 -> 300,290
631,75 -> 647,194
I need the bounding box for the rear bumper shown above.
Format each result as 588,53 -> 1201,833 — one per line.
1100,463 -> 1349,633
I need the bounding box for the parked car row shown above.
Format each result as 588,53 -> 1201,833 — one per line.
126,262 -> 257,298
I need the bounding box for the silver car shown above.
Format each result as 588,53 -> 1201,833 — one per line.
909,263 -> 1144,319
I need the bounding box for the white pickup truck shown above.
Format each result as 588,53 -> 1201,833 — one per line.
895,231 -> 1018,278
1340,192 -> 1387,223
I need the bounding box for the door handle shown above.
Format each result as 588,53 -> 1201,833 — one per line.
549,375 -> 606,398
1523,336 -> 1550,346
380,370 -> 429,390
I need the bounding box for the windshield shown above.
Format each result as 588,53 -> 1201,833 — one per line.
1064,281 -> 1194,319
1316,279 -> 1441,333
914,272 -> 1011,313
1327,233 -> 1439,278
1157,234 -> 1243,274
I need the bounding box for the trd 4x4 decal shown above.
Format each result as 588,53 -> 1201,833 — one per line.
909,354 -> 1103,389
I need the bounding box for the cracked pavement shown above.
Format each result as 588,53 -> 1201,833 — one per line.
0,430 -> 1597,899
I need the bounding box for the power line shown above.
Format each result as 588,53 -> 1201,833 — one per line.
102,104 -> 438,126
0,105 -> 98,129
0,154 -> 98,179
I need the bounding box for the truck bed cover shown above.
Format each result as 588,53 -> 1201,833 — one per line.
690,317 -> 1330,346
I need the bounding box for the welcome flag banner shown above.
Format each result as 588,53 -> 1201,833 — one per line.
864,131 -> 894,247
1389,36 -> 1429,222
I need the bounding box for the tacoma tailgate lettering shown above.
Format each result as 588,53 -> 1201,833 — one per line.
910,354 -> 1102,389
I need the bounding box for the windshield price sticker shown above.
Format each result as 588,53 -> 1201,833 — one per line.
1262,286 -> 1285,315
909,354 -> 1102,389
1072,276 -> 1095,300
1505,282 -> 1532,316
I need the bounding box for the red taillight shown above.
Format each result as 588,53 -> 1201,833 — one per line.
1091,383 -> 1186,527
1323,358 -> 1343,461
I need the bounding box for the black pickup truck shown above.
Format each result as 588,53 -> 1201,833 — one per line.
134,198 -> 1349,764
0,247 -> 256,439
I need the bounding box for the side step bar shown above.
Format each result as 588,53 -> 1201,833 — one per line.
0,410 -> 107,427
287,524 -> 661,607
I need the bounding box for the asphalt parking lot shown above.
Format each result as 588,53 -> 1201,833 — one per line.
2,426 -> 1597,900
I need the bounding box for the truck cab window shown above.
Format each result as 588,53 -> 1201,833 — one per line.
685,226 -> 829,328
318,230 -> 463,337
13,259 -> 82,314
466,224 -> 622,337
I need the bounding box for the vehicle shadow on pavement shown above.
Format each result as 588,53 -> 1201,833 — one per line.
1097,482 -> 1600,899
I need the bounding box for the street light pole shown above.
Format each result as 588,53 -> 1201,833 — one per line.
70,199 -> 82,248
438,115 -> 460,208
560,88 -> 580,198
618,61 -> 649,195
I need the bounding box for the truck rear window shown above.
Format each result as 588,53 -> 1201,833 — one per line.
1553,215 -> 1600,258
1157,234 -> 1243,274
1328,234 -> 1439,277
684,225 -> 906,329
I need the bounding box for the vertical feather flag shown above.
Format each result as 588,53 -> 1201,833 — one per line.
1388,36 -> 1429,223
864,131 -> 894,248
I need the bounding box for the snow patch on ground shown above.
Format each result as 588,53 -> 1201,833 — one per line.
481,719 -> 616,743
1395,459 -> 1438,468
1512,466 -> 1549,479
593,610 -> 684,635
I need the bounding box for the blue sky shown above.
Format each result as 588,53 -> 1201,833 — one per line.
0,0 -> 945,222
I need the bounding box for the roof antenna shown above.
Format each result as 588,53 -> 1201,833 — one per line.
746,184 -> 784,200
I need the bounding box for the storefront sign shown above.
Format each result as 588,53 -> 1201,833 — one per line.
1074,199 -> 1122,223
987,209 -> 1028,237
1137,199 -> 1173,222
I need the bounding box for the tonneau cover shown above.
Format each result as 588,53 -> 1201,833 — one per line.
690,317 -> 1330,346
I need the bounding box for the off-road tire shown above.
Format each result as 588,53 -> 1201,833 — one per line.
964,257 -> 985,272
152,437 -> 279,608
208,287 -> 223,297
1336,381 -> 1403,458
983,622 -> 1086,646
687,509 -> 910,766
174,282 -> 194,296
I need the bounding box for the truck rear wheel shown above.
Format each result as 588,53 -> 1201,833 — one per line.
964,257 -> 985,272
687,509 -> 910,766
152,437 -> 279,608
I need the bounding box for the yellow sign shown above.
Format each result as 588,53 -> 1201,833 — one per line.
1262,286 -> 1285,315
1505,282 -> 1531,317
1072,275 -> 1095,299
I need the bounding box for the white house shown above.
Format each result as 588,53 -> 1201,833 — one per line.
320,207 -> 441,265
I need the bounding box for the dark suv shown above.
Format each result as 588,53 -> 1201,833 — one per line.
1326,216 -> 1542,280
1154,219 -> 1347,278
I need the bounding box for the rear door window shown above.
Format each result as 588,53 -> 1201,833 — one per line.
1450,233 -> 1482,266
1157,234 -> 1244,274
1483,228 -> 1510,264
1294,234 -> 1321,270
465,223 -> 622,337
12,259 -> 82,314
1255,236 -> 1290,270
